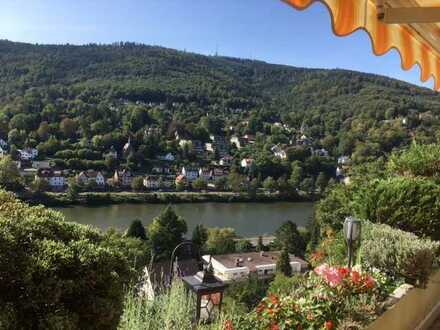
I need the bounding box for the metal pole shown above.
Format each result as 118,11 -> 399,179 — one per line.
348,222 -> 353,270
347,239 -> 353,270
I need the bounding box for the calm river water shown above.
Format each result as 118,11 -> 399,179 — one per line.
55,202 -> 315,237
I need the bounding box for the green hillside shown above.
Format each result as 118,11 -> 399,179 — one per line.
0,39 -> 439,172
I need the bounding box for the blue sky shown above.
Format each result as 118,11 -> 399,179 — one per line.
0,0 -> 433,89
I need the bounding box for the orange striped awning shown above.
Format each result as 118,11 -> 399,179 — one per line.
282,0 -> 440,90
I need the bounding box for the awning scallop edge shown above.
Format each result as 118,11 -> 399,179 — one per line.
283,0 -> 440,90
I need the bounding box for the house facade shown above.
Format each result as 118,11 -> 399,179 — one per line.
203,251 -> 308,282
113,170 -> 133,187
76,171 -> 105,187
241,158 -> 254,168
143,175 -> 161,190
36,169 -> 66,191
18,148 -> 38,161
198,168 -> 212,181
181,167 -> 199,182
271,145 -> 287,160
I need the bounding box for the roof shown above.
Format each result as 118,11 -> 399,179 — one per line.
283,0 -> 440,89
209,251 -> 308,272
37,169 -> 64,178
79,170 -> 102,178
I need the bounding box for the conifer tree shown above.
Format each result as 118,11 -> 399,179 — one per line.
192,224 -> 208,251
276,247 -> 292,277
126,219 -> 147,240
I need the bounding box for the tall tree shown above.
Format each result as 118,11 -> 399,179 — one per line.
60,118 -> 78,139
0,156 -> 24,192
273,221 -> 306,257
206,227 -> 237,255
192,224 -> 208,251
276,247 -> 292,277
126,219 -> 147,241
148,206 -> 187,259
256,235 -> 265,252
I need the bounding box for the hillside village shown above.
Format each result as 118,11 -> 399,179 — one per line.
0,113 -> 352,194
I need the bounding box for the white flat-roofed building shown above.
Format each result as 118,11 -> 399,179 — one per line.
202,251 -> 308,282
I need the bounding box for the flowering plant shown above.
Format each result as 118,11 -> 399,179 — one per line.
223,264 -> 380,330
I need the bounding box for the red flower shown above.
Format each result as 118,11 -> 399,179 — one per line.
271,323 -> 280,330
269,294 -> 279,305
364,275 -> 375,289
325,320 -> 334,330
224,320 -> 234,330
338,267 -> 350,278
256,302 -> 266,314
351,271 -> 361,284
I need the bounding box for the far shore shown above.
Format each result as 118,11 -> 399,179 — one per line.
20,190 -> 316,207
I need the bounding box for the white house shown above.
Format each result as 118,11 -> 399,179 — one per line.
157,153 -> 175,162
205,143 -> 215,153
230,136 -> 245,149
181,167 -> 199,182
313,148 -> 329,157
203,251 -> 308,282
271,145 -> 287,160
296,134 -> 312,146
152,166 -> 172,175
212,167 -> 229,179
0,139 -> 7,149
18,148 -> 38,161
113,170 -> 133,187
0,146 -> 6,158
198,168 -> 212,181
241,158 -> 254,168
219,155 -> 233,166
76,171 -> 105,187
36,170 -> 66,191
338,156 -> 350,165
143,176 -> 161,190
336,167 -> 344,177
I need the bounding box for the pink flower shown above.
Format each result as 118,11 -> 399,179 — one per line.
325,268 -> 343,287
314,263 -> 330,276
314,264 -> 344,287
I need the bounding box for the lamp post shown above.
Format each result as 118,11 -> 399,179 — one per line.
343,216 -> 361,270
181,256 -> 227,323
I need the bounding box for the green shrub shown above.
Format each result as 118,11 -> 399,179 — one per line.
360,221 -> 440,287
388,143 -> 440,179
353,176 -> 440,240
0,191 -> 145,329
267,273 -> 305,296
315,184 -> 353,232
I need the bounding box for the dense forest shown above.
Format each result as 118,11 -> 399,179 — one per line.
1,39 -> 440,184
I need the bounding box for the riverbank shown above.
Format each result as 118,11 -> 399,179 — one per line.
22,191 -> 315,207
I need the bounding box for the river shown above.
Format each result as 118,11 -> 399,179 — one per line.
55,202 -> 315,237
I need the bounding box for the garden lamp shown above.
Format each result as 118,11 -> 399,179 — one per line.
343,216 -> 361,270
182,256 -> 227,323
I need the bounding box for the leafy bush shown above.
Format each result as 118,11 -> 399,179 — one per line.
388,143 -> 440,179
0,191 -> 145,329
315,184 -> 353,232
360,221 -> 440,287
353,176 -> 440,240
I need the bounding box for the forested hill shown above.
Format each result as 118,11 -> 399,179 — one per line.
1,39 -> 440,167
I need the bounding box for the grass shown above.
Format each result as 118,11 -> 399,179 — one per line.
118,281 -> 245,330
118,281 -> 195,330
